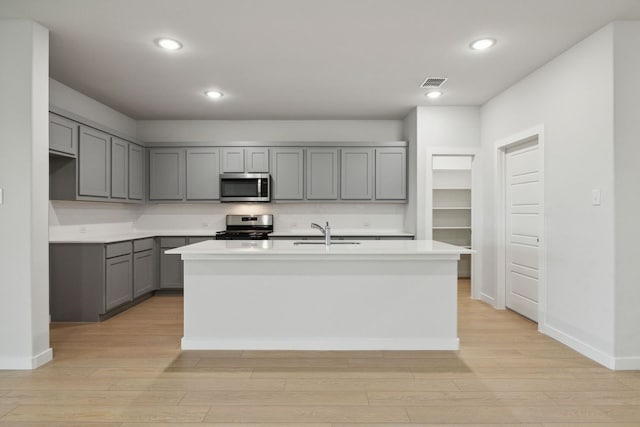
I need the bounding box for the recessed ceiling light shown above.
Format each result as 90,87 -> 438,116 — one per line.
425,91 -> 443,99
155,38 -> 182,50
205,90 -> 224,99
470,38 -> 496,51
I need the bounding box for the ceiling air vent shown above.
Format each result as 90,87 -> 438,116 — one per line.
420,77 -> 448,88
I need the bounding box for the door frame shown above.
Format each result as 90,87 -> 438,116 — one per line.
494,125 -> 546,326
426,147 -> 480,299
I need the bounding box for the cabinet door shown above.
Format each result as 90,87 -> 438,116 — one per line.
375,147 -> 406,200
78,126 -> 111,198
160,238 -> 186,289
222,147 -> 245,172
271,148 -> 304,200
111,138 -> 128,199
341,148 -> 373,200
186,147 -> 220,200
306,148 -> 338,200
149,148 -> 185,200
49,113 -> 78,156
133,250 -> 154,298
105,254 -> 133,311
128,144 -> 145,200
245,148 -> 269,172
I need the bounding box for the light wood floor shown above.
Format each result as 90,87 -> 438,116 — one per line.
1,280 -> 639,426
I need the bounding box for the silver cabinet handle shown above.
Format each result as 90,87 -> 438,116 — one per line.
257,178 -> 262,197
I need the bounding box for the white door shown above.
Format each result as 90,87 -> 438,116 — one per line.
505,140 -> 540,321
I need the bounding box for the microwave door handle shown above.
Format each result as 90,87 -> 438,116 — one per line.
257,178 -> 262,197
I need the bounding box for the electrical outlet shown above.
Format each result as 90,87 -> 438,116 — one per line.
79,227 -> 87,234
592,189 -> 601,206
363,221 -> 371,228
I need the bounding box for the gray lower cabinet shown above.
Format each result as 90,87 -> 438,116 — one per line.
78,126 -> 111,198
271,148 -> 304,200
159,237 -> 186,289
341,148 -> 374,200
133,250 -> 154,298
128,143 -> 145,200
149,148 -> 185,200
375,147 -> 406,200
105,253 -> 133,311
50,239 -> 156,322
186,148 -> 220,200
111,137 -> 129,199
49,113 -> 78,156
306,148 -> 338,200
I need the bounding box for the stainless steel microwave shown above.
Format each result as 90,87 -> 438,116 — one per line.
220,173 -> 271,202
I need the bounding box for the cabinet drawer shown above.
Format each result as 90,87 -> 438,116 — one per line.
133,238 -> 154,252
106,241 -> 132,258
160,237 -> 187,248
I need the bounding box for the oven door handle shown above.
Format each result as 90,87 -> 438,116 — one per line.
257,178 -> 262,197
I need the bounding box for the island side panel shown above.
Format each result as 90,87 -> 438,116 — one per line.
181,258 -> 459,350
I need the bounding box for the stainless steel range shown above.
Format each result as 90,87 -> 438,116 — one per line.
215,214 -> 273,240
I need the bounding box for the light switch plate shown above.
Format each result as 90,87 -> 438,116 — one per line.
592,189 -> 601,206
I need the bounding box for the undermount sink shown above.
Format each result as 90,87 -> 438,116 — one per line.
293,241 -> 361,245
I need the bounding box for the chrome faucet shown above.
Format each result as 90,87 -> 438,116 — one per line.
311,221 -> 331,246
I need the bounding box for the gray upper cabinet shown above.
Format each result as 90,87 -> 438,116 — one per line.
222,147 -> 245,172
128,143 -> 145,200
49,113 -> 78,156
306,148 -> 338,200
271,148 -> 304,200
222,147 -> 269,173
341,148 -> 374,200
186,147 -> 220,200
149,148 -> 185,200
245,148 -> 269,172
110,137 -> 128,199
78,126 -> 111,198
375,147 -> 406,200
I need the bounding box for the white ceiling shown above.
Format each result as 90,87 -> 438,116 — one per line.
3,0 -> 640,120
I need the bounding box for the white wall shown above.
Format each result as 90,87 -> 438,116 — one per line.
137,120 -> 404,144
0,19 -> 51,369
612,22 -> 640,366
480,25 -> 617,365
404,106 -> 480,239
50,78 -> 137,139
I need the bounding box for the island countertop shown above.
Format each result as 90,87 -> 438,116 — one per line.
166,239 -> 474,260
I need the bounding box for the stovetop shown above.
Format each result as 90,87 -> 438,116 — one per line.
215,214 -> 273,240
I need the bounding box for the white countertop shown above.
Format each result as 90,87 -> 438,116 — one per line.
167,239 -> 473,260
49,229 -> 414,243
49,230 -> 217,244
269,230 -> 414,237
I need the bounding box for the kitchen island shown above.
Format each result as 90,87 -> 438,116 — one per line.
167,240 -> 473,351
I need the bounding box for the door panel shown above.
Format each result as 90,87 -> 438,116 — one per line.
506,141 -> 540,322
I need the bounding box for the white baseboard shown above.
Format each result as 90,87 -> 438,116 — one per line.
613,356 -> 640,370
182,337 -> 460,351
32,348 -> 53,369
480,292 -> 496,307
0,347 -> 52,370
539,323 -> 615,369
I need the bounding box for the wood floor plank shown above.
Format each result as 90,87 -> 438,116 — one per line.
179,390 -> 368,406
1,390 -> 185,406
204,405 -> 410,423
251,367 -> 413,379
91,367 -> 253,379
2,405 -> 209,423
453,378 -> 631,392
367,390 -> 554,406
110,378 -> 286,392
284,378 -> 459,392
